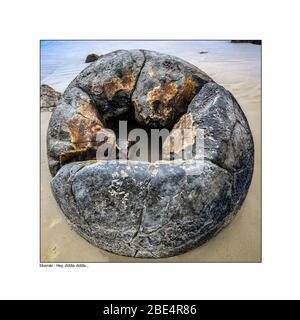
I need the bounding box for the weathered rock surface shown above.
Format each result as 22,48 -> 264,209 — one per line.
47,49 -> 254,258
68,50 -> 145,119
163,82 -> 254,215
51,160 -> 234,258
132,50 -> 212,128
85,53 -> 100,63
48,49 -> 211,176
40,84 -> 61,111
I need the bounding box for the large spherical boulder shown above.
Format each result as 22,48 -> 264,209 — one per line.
47,49 -> 254,258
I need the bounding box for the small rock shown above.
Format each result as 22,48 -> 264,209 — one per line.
40,84 -> 61,111
85,53 -> 100,63
231,40 -> 261,45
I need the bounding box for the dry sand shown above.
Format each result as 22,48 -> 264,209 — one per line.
40,41 -> 261,262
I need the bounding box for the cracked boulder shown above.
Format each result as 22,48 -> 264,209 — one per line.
47,49 -> 254,258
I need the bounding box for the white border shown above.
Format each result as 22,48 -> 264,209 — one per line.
0,0 -> 299,300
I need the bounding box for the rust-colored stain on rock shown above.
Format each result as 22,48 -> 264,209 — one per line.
64,96 -> 118,165
181,78 -> 199,102
148,68 -> 157,77
147,80 -> 178,107
90,71 -> 136,100
146,80 -> 178,121
59,149 -> 97,166
67,99 -> 103,147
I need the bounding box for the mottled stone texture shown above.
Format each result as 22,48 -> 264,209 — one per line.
132,50 -> 212,128
47,50 -> 254,258
40,84 -> 61,111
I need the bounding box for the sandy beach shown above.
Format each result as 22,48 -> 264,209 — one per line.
40,41 -> 261,262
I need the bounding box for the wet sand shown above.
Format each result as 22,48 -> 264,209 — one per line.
41,41 -> 261,262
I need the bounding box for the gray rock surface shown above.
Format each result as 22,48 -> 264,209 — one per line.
51,160 -> 233,258
40,84 -> 61,111
47,49 -> 254,258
